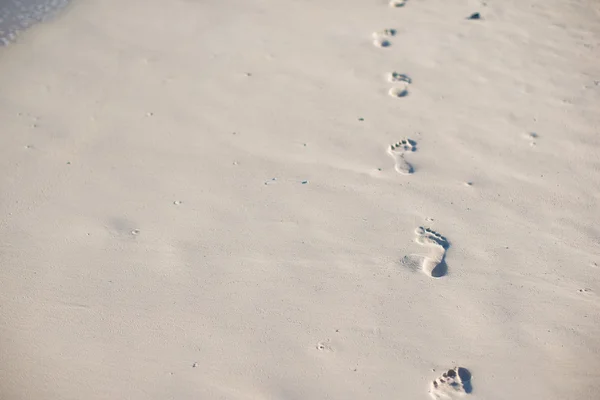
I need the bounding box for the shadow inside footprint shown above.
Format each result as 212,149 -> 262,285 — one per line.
401,254 -> 447,277
390,0 -> 407,7
374,38 -> 391,47
430,259 -> 448,278
389,87 -> 409,98
457,367 -> 473,393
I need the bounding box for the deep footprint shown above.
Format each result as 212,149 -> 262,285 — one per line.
387,139 -> 417,174
415,227 -> 449,277
430,367 -> 472,399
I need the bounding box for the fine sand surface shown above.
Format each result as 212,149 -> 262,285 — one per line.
1,0 -> 600,399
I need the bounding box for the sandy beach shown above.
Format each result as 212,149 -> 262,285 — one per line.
1,0 -> 599,399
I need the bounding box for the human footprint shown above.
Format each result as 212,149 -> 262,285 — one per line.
414,227 -> 449,277
388,72 -> 411,97
430,367 -> 472,399
387,139 -> 417,174
372,29 -> 396,47
389,0 -> 407,7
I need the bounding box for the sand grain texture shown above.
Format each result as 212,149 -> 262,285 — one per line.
1,0 -> 600,399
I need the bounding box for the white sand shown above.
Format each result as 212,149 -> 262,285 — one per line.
1,0 -> 599,398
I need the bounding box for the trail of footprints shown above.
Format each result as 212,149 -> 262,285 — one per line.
370,4 -> 472,399
310,3 -> 477,398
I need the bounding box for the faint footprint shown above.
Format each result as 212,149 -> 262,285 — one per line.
373,37 -> 391,47
388,72 -> 411,97
374,29 -> 396,38
415,227 -> 449,277
389,86 -> 409,97
388,72 -> 412,84
389,0 -> 407,7
524,132 -> 538,147
430,367 -> 472,399
387,139 -> 417,174
372,29 -> 396,47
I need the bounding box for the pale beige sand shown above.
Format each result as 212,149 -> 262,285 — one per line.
1,0 -> 600,399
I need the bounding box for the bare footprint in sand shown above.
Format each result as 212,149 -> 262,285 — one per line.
414,227 -> 449,277
388,72 -> 411,97
389,86 -> 409,98
372,29 -> 396,47
389,0 -> 407,7
388,72 -> 412,84
430,367 -> 472,399
387,139 -> 417,174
